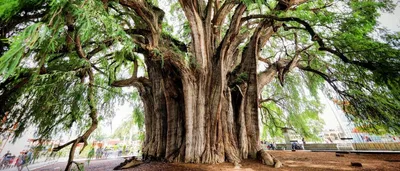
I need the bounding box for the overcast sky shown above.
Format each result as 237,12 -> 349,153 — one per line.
379,5 -> 400,31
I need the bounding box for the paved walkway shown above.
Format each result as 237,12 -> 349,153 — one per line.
31,158 -> 124,171
1,158 -> 125,171
1,154 -> 138,171
1,160 -> 58,171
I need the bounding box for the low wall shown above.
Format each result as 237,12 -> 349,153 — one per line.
271,142 -> 400,151
304,143 -> 338,150
273,143 -> 338,150
352,143 -> 400,151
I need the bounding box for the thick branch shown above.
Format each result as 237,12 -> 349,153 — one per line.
259,97 -> 284,104
62,27 -> 99,171
257,65 -> 277,92
179,0 -> 209,68
297,64 -> 332,82
297,64 -> 344,99
242,14 -> 380,71
52,138 -> 83,152
212,0 -> 238,26
119,1 -> 160,35
212,0 -> 238,43
218,3 -> 246,64
275,16 -> 377,71
119,0 -> 164,46
87,39 -> 114,57
111,77 -> 149,88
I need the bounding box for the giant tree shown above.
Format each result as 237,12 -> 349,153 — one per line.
1,0 -> 399,169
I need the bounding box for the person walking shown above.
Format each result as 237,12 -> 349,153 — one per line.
16,152 -> 26,171
26,149 -> 33,164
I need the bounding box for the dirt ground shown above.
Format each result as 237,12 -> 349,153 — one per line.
127,151 -> 400,171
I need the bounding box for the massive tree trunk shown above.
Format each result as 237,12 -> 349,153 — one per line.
111,0 -> 303,168
113,32 -> 281,166
120,23 -> 281,167
135,42 -> 281,167
137,58 -> 272,164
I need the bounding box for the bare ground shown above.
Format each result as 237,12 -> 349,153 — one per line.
126,151 -> 400,171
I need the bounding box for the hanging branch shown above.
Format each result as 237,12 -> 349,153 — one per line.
259,97 -> 284,104
51,30 -> 100,171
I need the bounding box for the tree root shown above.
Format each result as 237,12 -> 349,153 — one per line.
113,156 -> 143,170
257,150 -> 282,168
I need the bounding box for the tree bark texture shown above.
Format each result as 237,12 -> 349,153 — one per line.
112,0 -> 301,167
137,48 -> 280,167
134,25 -> 280,166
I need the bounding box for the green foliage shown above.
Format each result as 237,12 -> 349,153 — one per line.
240,0 -> 277,10
133,107 -> 145,130
75,143 -> 95,159
146,0 -> 159,6
91,127 -> 108,141
0,0 -> 45,22
260,73 -> 324,141
233,72 -> 249,84
137,131 -> 145,142
260,102 -> 285,138
0,0 -> 134,141
306,0 -> 400,132
0,0 -> 20,22
86,147 -> 95,165
0,23 -> 45,79
259,0 -> 400,134
112,105 -> 144,140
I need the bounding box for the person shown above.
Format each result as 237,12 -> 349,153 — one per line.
327,137 -> 333,143
103,148 -> 109,158
95,147 -> 102,159
3,151 -> 11,159
302,138 -> 306,145
366,136 -> 372,142
269,142 -> 276,150
118,149 -> 122,156
1,151 -> 12,168
291,142 -> 296,151
88,147 -> 95,160
26,150 -> 33,164
16,152 -> 26,171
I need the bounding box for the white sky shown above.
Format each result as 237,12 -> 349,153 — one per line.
379,6 -> 400,32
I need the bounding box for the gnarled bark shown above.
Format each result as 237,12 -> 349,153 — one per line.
134,54 -> 281,167
109,0 -> 301,168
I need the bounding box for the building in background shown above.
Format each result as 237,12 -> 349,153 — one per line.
322,98 -> 400,143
